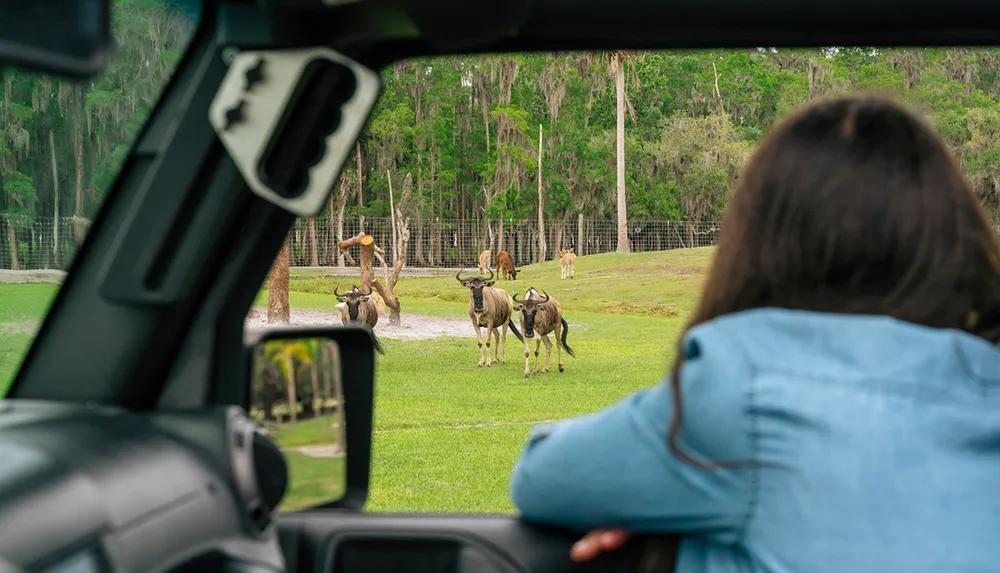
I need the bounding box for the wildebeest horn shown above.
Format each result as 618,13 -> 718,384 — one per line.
359,283 -> 373,295
333,284 -> 344,298
512,292 -> 522,303
456,268 -> 475,283
484,266 -> 494,281
539,289 -> 550,303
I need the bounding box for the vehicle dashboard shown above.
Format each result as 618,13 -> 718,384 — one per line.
0,401 -> 286,573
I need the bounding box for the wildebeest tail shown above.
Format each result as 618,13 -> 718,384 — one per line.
508,318 -> 524,342
561,318 -> 576,357
372,332 -> 386,355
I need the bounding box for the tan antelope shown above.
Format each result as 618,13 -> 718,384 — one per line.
478,249 -> 491,274
559,248 -> 577,279
497,250 -> 519,280
334,284 -> 385,354
456,267 -> 523,367
513,287 -> 575,378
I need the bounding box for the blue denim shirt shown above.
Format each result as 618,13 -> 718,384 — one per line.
508,308 -> 1000,572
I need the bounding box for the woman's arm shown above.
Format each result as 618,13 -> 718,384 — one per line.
508,328 -> 755,540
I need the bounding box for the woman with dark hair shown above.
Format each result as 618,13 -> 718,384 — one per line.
508,95 -> 1000,571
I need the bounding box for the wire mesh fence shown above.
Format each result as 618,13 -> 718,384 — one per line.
0,216 -> 83,272
289,217 -> 723,269
0,215 -> 723,271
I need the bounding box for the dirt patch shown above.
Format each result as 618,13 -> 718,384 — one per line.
245,307 -> 476,340
666,266 -> 703,276
0,319 -> 41,335
0,269 -> 66,284
294,444 -> 345,458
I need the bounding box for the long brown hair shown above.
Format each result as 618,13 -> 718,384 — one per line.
667,95 -> 1000,467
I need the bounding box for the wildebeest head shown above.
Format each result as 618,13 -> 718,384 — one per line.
335,283 -> 372,321
512,288 -> 550,338
456,267 -> 495,313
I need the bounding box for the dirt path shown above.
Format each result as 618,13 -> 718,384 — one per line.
245,307 -> 476,340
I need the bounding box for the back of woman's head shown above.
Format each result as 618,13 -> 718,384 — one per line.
694,95 -> 1000,343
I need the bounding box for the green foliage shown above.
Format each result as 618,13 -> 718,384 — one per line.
338,47 -> 1000,231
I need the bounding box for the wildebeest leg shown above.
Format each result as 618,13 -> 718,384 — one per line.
523,333 -> 531,378
540,334 -> 553,373
484,321 -> 495,367
554,319 -> 564,372
491,326 -> 501,364
500,321 -> 508,364
473,318 -> 485,368
532,338 -> 542,374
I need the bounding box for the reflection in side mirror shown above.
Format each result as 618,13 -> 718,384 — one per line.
0,0 -> 112,78
250,336 -> 346,511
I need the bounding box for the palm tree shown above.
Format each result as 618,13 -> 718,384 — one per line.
266,339 -> 313,425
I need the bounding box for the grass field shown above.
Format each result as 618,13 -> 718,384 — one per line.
0,247 -> 715,513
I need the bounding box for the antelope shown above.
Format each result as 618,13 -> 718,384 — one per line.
334,283 -> 385,354
478,249 -> 491,275
559,248 -> 577,279
456,267 -> 523,367
513,287 -> 575,378
497,250 -> 519,280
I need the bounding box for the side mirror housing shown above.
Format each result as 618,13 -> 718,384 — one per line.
244,325 -> 375,511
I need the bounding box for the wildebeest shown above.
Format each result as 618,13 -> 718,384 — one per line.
559,248 -> 577,279
478,249 -> 491,275
497,250 -> 519,280
338,290 -> 387,317
334,283 -> 385,354
456,267 -> 523,367
513,287 -> 575,378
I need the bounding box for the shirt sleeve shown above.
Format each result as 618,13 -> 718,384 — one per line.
507,326 -> 756,541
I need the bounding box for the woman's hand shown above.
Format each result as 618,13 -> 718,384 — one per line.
569,529 -> 632,562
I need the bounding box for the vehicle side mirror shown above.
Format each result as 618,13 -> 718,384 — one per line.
0,0 -> 112,78
244,325 -> 375,511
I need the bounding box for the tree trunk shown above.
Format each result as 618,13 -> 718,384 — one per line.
335,180 -> 347,267
307,218 -> 319,267
73,89 -> 88,248
537,123 -> 547,263
50,130 -> 59,268
355,142 -> 364,206
415,216 -> 425,265
553,219 -> 564,258
337,232 -> 377,285
577,212 -> 584,256
388,170 -> 398,267
329,342 -> 346,455
614,60 -> 630,253
6,223 -> 18,271
310,361 -> 322,420
268,237 -> 291,323
284,354 -> 298,425
497,217 -> 505,256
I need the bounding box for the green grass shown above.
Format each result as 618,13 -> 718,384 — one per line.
0,248 -> 716,514
282,451 -> 346,510
0,283 -> 59,395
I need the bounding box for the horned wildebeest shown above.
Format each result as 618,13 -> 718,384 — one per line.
456,267 -> 523,367
334,283 -> 385,354
513,287 -> 575,378
496,250 -> 519,280
559,248 -> 577,279
478,249 -> 491,275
